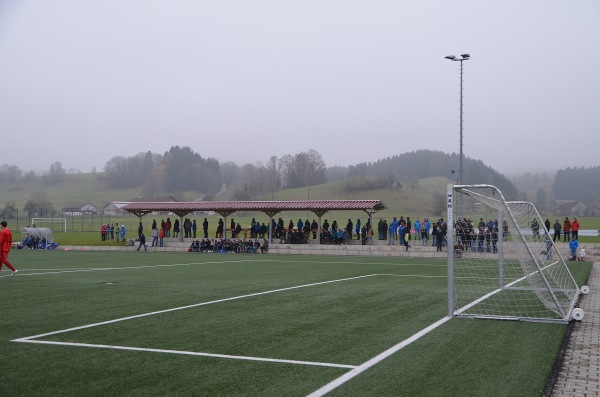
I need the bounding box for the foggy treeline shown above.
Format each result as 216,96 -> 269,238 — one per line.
1,149 -> 598,207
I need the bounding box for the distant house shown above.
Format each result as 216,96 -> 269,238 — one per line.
555,200 -> 600,216
103,202 -> 129,216
81,203 -> 98,215
62,203 -> 98,216
63,206 -> 82,216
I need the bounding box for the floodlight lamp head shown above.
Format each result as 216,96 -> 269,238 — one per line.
461,53 -> 471,59
445,55 -> 457,60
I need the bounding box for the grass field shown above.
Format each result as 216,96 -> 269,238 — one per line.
6,213 -> 600,247
0,251 -> 592,396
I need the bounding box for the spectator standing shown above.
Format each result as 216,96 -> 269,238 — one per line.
173,219 -> 180,238
151,228 -> 159,247
414,219 -> 421,240
311,220 -> 319,239
424,218 -> 431,244
137,222 -> 143,240
382,219 -> 388,241
346,219 -> 353,240
120,224 -> 126,242
545,234 -> 553,260
165,218 -> 172,238
388,218 -> 397,245
563,217 -> 571,242
571,218 -> 580,240
158,227 -> 165,247
553,220 -> 561,242
202,218 -> 209,238
435,222 -> 444,252
531,219 -> 540,241
192,220 -> 197,238
115,224 -> 121,242
216,218 -> 224,238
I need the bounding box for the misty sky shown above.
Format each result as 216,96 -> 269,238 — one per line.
1,1 -> 598,176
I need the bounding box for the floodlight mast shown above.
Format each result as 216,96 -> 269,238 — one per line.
445,54 -> 470,187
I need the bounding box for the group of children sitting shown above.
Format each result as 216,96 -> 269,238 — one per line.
188,238 -> 268,254
22,235 -> 59,250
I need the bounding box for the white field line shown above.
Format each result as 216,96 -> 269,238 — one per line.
12,273 -> 378,369
1,258 -> 443,278
12,274 -> 378,342
307,258 -> 568,395
378,274 -> 445,278
307,316 -> 452,397
14,340 -> 356,369
1,259 -> 284,277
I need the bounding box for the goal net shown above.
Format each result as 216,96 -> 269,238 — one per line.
31,218 -> 67,233
447,184 -> 581,323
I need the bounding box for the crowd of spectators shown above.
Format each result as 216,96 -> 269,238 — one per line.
188,238 -> 268,254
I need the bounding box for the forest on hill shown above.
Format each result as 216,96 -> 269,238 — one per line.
1,147 -> 598,218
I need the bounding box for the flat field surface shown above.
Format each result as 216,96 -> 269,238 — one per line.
0,251 -> 592,396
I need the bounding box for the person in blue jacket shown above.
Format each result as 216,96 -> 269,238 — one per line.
569,236 -> 579,260
388,218 -> 398,245
120,224 -> 126,243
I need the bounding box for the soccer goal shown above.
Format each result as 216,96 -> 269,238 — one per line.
31,218 -> 67,233
447,184 -> 584,323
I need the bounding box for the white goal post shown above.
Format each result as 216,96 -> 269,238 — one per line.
31,218 -> 67,233
447,184 -> 583,323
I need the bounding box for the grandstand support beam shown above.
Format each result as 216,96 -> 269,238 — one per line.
263,210 -> 281,218
127,210 -> 154,218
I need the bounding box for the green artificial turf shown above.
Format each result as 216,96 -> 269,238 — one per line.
0,251 -> 591,396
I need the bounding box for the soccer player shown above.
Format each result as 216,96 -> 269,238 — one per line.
0,221 -> 18,276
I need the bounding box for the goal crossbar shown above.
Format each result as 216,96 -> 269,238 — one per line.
31,218 -> 67,233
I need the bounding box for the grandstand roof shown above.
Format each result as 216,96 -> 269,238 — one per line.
122,200 -> 387,218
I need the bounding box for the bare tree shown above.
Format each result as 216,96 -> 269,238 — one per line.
3,201 -> 17,218
0,164 -> 23,181
266,155 -> 280,199
44,161 -> 66,184
305,149 -> 327,186
278,154 -> 294,188
220,161 -> 240,187
23,190 -> 55,217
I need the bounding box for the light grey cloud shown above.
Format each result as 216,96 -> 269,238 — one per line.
0,0 -> 598,175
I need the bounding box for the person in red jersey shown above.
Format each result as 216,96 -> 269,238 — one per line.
0,221 -> 18,276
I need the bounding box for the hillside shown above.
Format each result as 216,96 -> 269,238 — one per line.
238,176 -> 452,221
2,174 -> 207,214
2,174 -> 452,221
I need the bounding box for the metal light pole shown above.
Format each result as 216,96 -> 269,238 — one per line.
445,54 -> 470,186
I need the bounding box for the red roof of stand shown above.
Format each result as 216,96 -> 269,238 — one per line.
122,200 -> 387,217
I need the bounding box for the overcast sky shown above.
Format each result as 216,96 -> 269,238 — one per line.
1,1 -> 598,176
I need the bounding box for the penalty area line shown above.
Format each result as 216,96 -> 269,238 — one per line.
14,339 -> 357,369
13,274 -> 380,341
